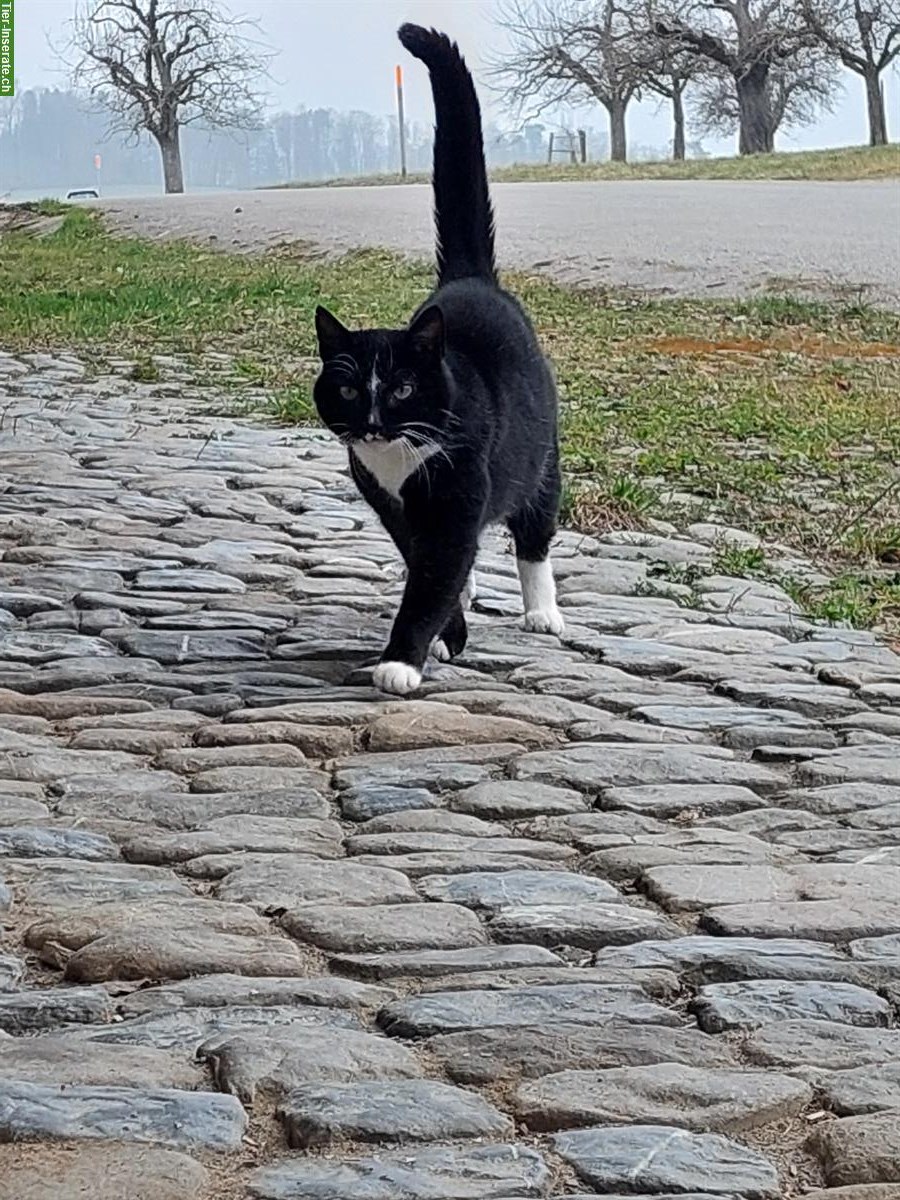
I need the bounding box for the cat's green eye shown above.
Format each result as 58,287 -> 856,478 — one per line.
339,385 -> 358,400
393,383 -> 414,401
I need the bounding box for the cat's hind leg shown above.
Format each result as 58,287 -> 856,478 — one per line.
461,569 -> 477,610
434,554 -> 475,659
508,458 -> 564,637
432,603 -> 468,662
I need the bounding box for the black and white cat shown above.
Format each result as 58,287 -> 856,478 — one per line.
313,23 -> 563,695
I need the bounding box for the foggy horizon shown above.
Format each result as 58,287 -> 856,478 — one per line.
11,0 -> 899,162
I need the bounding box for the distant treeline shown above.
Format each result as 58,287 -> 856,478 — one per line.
0,87 -> 687,192
0,88 -> 597,191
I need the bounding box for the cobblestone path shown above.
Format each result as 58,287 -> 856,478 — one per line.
0,349 -> 899,1199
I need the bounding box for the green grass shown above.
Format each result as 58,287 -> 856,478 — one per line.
2,206 -> 899,634
26,197 -> 72,216
270,144 -> 899,189
785,573 -> 900,630
711,544 -> 768,578
127,355 -> 162,383
718,541 -> 900,633
0,207 -> 421,395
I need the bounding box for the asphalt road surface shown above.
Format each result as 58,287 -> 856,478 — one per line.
97,178 -> 900,308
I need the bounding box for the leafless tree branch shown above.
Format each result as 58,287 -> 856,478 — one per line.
58,0 -> 274,191
491,0 -> 645,160
692,44 -> 839,137
653,0 -> 836,152
802,0 -> 899,142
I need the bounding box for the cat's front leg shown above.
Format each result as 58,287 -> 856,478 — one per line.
374,531 -> 478,696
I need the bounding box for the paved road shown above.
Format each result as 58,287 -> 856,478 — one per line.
98,178 -> 900,306
2,347 -> 900,1194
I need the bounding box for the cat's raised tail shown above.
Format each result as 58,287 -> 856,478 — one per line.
398,24 -> 497,286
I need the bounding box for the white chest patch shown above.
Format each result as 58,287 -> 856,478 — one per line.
352,438 -> 438,501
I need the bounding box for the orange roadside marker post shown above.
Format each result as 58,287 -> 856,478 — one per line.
395,64 -> 407,179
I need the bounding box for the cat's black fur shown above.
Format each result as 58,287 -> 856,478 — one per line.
313,23 -> 561,694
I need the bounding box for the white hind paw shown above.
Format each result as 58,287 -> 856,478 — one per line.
460,571 -> 477,611
524,606 -> 565,636
373,661 -> 422,696
431,638 -> 452,663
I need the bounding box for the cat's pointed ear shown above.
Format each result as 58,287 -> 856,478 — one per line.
315,306 -> 351,360
408,305 -> 444,360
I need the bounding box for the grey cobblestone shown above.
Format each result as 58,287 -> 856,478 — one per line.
278,1079 -> 514,1147
1,351 -> 899,1193
516,1062 -> 812,1132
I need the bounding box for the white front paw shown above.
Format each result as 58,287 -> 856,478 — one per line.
373,661 -> 422,695
524,607 -> 566,636
431,638 -> 452,663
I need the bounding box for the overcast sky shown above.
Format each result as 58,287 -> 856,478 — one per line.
15,0 -> 898,155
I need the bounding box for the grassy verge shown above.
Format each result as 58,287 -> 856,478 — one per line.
269,144 -> 900,189
2,206 -> 898,633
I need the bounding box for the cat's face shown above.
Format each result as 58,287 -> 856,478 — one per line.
313,305 -> 447,450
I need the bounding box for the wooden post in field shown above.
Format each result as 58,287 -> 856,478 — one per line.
396,65 -> 407,178
547,133 -> 554,164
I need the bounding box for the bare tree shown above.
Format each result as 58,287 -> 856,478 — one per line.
622,1 -> 706,159
803,1 -> 900,144
657,1 -> 822,154
692,45 -> 838,141
63,0 -> 272,193
641,38 -> 698,160
492,0 -> 644,162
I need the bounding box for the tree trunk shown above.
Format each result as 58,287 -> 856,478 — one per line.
608,99 -> 627,163
672,88 -> 686,161
157,127 -> 185,194
735,67 -> 774,155
864,68 -> 888,146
